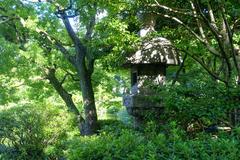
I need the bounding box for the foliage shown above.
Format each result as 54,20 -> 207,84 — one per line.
1,0 -> 240,159
0,106 -> 45,159
0,104 -> 74,160
158,78 -> 240,132
65,120 -> 240,160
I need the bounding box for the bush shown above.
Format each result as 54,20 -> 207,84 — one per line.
66,121 -> 149,160
66,121 -> 240,160
0,105 -> 46,159
0,104 -> 73,160
158,80 -> 239,132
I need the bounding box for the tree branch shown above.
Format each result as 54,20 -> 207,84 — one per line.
153,0 -> 193,16
207,1 -> 217,29
221,7 -> 240,83
190,1 -> 206,39
194,0 -> 232,80
58,11 -> 87,63
153,12 -> 205,43
181,50 -> 228,84
190,1 -> 222,58
37,30 -> 75,64
172,51 -> 188,85
45,66 -> 84,120
231,19 -> 240,33
54,40 -> 75,64
191,55 -> 228,85
194,0 -> 226,54
84,4 -> 97,75
62,69 -> 80,81
60,72 -> 69,85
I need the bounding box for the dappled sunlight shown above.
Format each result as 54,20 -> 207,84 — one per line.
0,0 -> 240,159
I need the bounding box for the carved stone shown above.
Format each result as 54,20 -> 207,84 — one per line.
122,13 -> 180,125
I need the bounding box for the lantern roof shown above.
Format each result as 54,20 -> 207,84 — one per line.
125,37 -> 181,66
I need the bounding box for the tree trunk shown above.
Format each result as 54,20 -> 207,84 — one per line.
56,11 -> 99,135
46,68 -> 84,132
76,63 -> 99,135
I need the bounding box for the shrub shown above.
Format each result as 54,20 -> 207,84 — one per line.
0,104 -> 72,160
158,80 -> 239,131
0,106 -> 45,159
66,121 -> 149,160
65,120 -> 240,160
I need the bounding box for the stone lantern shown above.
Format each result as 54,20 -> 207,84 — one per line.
123,13 -> 181,125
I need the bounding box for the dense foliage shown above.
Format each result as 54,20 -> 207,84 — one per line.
0,0 -> 240,159
159,79 -> 240,131
2,114 -> 240,159
0,104 -> 74,159
66,121 -> 240,160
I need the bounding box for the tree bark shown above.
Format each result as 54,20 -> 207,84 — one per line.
77,64 -> 98,135
45,67 -> 84,132
57,10 -> 99,135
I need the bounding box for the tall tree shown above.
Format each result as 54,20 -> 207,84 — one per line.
34,0 -> 99,135
1,0 -> 138,135
4,0 -> 137,135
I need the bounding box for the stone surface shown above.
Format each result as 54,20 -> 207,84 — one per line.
122,13 -> 180,125
125,37 -> 181,66
123,94 -> 163,119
